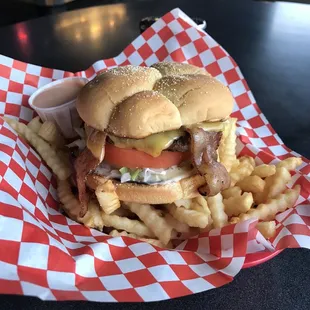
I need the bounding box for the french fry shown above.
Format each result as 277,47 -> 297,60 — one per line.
224,192 -> 253,217
95,179 -> 120,214
191,196 -> 211,219
252,164 -> 276,178
253,167 -> 291,205
171,227 -> 200,240
166,203 -> 209,228
109,230 -> 166,248
266,167 -> 291,199
172,229 -> 200,240
253,192 -> 265,206
230,156 -> 255,186
82,200 -> 105,231
178,197 -> 212,234
174,199 -> 192,209
96,191 -> 120,215
101,212 -> 155,238
206,212 -> 214,232
57,180 -> 104,230
4,117 -> 71,180
27,116 -> 42,133
189,201 -> 203,213
38,120 -> 65,148
222,186 -> 242,199
240,156 -> 255,167
237,175 -> 265,194
218,118 -> 237,172
231,159 -> 240,170
154,208 -> 166,218
230,185 -> 300,223
207,193 -> 228,228
165,214 -> 191,233
256,221 -> 276,239
57,179 -> 82,220
194,197 -> 213,231
277,157 -> 303,171
200,212 -> 214,233
194,195 -> 210,212
197,196 -> 214,233
58,149 -> 71,168
111,207 -> 135,218
164,213 -> 200,239
127,203 -> 174,245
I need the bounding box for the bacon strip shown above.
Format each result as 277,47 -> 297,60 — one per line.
74,133 -> 106,217
187,127 -> 230,196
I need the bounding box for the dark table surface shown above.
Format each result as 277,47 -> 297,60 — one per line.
0,0 -> 309,309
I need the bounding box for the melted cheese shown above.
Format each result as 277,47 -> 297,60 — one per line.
194,121 -> 225,132
86,121 -> 225,159
85,125 -> 106,161
109,130 -> 184,157
108,121 -> 225,157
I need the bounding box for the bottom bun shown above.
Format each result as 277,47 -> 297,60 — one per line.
86,174 -> 206,204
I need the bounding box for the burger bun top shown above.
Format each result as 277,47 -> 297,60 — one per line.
76,62 -> 234,138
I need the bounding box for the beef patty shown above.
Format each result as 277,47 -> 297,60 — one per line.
167,134 -> 190,152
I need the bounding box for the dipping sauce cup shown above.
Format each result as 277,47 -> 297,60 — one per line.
29,77 -> 88,138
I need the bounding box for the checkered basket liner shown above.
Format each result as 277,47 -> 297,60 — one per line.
0,8 -> 309,302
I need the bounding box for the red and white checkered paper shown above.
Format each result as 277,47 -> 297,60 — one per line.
0,8 -> 309,302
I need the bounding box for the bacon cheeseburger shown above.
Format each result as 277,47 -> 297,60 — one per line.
74,62 -> 235,217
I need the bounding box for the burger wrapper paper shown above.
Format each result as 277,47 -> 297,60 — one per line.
0,8 -> 309,302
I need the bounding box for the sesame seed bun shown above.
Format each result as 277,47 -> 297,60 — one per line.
151,61 -> 210,76
76,62 -> 234,138
153,74 -> 233,126
76,66 -> 161,132
108,90 -> 182,138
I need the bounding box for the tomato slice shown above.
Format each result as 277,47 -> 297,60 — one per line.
104,143 -> 190,169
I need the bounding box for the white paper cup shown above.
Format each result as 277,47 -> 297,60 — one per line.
29,77 -> 88,139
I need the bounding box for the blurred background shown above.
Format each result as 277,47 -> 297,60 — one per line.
0,0 -> 123,26
1,0 -> 310,27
